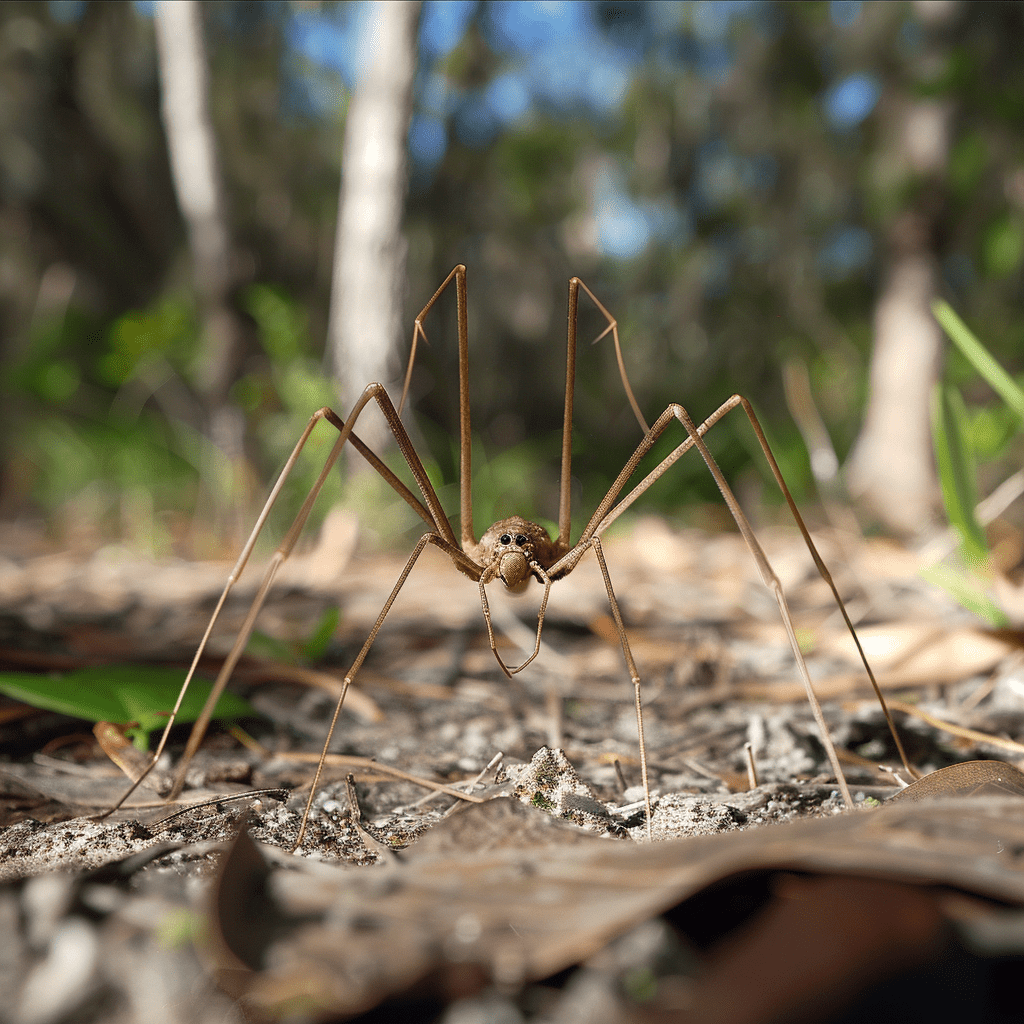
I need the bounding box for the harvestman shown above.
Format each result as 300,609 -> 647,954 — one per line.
108,266 -> 913,844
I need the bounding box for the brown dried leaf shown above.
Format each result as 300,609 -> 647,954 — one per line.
212,793 -> 1024,1018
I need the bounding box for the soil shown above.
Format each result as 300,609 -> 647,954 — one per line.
2,516 -> 1024,1021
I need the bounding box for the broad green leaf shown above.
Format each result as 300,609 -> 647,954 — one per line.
0,665 -> 254,749
931,383 -> 987,566
932,300 -> 1024,421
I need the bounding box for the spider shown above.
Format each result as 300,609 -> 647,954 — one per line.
108,266 -> 910,844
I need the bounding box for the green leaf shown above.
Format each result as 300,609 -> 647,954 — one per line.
933,300 -> 1024,421
245,630 -> 299,665
0,665 -> 254,748
301,606 -> 340,662
983,215 -> 1024,278
920,562 -> 1009,628
931,383 -> 988,565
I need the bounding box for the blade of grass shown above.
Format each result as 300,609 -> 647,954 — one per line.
919,563 -> 1008,627
301,605 -> 340,662
933,300 -> 1024,421
931,383 -> 988,565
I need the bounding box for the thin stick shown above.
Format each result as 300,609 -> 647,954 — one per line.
150,788 -> 289,831
281,752 -> 489,803
744,742 -> 759,790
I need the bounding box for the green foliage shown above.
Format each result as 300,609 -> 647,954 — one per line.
931,384 -> 986,565
933,301 -> 1024,421
982,215 -> 1024,279
919,562 -> 1008,628
302,605 -> 341,662
929,301 -> 1024,626
247,604 -> 341,665
10,1 -> 1024,558
0,666 -> 254,750
100,297 -> 198,387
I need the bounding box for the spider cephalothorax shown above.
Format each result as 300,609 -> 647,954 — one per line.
473,516 -> 559,592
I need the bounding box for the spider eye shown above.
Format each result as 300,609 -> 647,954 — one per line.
515,534 -> 527,546
499,534 -> 511,545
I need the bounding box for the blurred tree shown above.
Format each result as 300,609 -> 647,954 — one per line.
845,0 -> 957,536
329,1 -> 421,452
2,1 -> 1024,556
155,0 -> 249,539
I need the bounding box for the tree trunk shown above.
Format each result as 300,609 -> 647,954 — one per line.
154,0 -> 246,543
845,1 -> 958,537
328,1 -> 421,451
846,216 -> 944,536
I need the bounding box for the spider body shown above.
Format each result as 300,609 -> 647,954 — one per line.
472,516 -> 559,592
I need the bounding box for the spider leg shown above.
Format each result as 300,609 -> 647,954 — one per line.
396,265 -> 475,548
550,408 -> 838,809
553,395 -> 916,807
589,395 -> 914,782
556,277 -> 650,555
104,383 -> 477,816
591,536 -> 653,839
292,530 -> 476,851
477,562 -> 553,677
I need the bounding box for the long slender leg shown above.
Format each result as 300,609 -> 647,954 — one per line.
556,278 -> 650,555
591,536 -> 652,839
397,266 -> 475,548
549,398 -> 912,806
477,563 -> 553,677
105,385 -> 482,815
292,530 -> 475,851
573,395 -> 915,780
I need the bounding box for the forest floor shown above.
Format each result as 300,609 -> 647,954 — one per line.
1,514 -> 1024,1022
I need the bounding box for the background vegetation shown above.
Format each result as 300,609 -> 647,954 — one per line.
2,1 -> 1024,559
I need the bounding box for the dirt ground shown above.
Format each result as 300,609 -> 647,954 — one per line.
2,515 -> 1024,1022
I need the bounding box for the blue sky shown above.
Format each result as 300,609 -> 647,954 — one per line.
121,0 -> 886,270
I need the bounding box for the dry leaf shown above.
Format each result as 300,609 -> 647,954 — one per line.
210,793 -> 1024,1018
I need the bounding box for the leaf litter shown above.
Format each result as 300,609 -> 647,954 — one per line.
2,520 -> 1024,1021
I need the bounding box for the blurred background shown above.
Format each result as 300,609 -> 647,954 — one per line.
1,0 -> 1023,562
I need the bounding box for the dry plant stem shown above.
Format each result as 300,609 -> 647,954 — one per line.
344,772 -> 400,863
281,752 -> 488,803
883,700 -> 1024,757
744,742 -> 759,789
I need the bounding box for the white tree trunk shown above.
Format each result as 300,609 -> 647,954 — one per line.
846,3 -> 958,536
155,0 -> 245,541
329,1 -> 421,449
846,245 -> 943,535
154,0 -> 237,402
